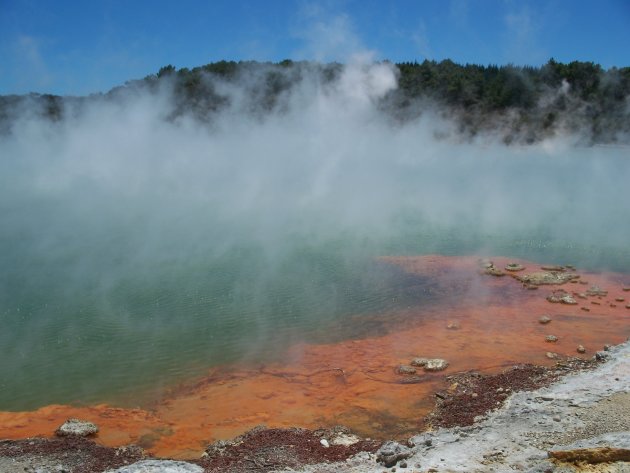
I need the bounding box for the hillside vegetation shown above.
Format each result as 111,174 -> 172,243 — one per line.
2,59 -> 629,144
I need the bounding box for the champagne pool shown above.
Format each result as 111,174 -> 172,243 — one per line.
1,141 -> 629,458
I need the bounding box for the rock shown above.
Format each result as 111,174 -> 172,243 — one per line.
397,365 -> 417,375
410,357 -> 448,372
320,438 -> 330,448
399,375 -> 424,384
615,297 -> 625,302
505,263 -> 525,272
581,307 -> 590,311
423,359 -> 449,372
515,271 -> 579,286
446,321 -> 460,330
410,357 -> 429,367
603,344 -> 612,351
623,286 -> 630,292
541,265 -> 566,271
545,335 -> 559,343
548,447 -> 630,464
577,345 -> 586,354
483,266 -> 506,277
561,295 -> 577,305
546,352 -> 559,360
104,460 -> 204,473
585,286 -> 608,297
376,441 -> 412,468
55,418 -> 99,437
204,439 -> 232,457
478,258 -> 493,268
539,315 -> 552,324
595,351 -> 610,361
330,433 -> 360,446
626,304 -> 630,309
546,290 -> 577,304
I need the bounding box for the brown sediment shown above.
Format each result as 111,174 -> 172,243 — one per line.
0,255 -> 628,459
197,426 -> 381,472
426,357 -> 597,429
0,437 -> 145,473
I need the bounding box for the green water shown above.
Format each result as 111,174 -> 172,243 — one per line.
2,225 -> 629,411
2,145 -> 630,411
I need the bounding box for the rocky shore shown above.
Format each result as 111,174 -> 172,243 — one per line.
1,340 -> 628,472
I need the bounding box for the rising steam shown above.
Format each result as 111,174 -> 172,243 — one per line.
0,59 -> 628,409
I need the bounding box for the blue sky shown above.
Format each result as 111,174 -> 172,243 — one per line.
1,0 -> 629,95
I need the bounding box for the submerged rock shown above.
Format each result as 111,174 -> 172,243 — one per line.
105,460 -> 203,473
586,285 -> 608,297
397,365 -> 417,375
55,418 -> 99,437
505,263 -> 525,272
446,321 -> 460,330
376,440 -> 412,467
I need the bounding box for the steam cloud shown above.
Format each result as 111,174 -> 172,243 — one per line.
1,60 -> 629,409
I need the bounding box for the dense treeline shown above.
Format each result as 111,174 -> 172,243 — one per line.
1,59 -> 629,144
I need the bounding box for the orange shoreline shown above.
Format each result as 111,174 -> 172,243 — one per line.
1,255 -> 628,459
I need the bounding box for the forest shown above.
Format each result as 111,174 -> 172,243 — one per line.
1,58 -> 629,144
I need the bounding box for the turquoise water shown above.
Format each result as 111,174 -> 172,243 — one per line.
1,139 -> 629,411
2,224 -> 629,411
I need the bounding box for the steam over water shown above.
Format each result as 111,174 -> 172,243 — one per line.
1,62 -> 629,411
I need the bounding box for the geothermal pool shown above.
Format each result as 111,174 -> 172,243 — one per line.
1,81 -> 629,457
0,253 -> 629,458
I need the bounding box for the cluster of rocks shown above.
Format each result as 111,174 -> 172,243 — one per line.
396,358 -> 450,381
478,260 -> 588,294
545,289 -> 577,304
516,270 -> 580,287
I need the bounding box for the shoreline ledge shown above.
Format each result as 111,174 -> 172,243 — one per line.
1,340 -> 629,472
